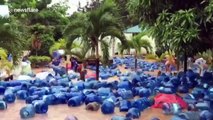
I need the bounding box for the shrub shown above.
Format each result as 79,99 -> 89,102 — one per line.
29,56 -> 51,65
0,47 -> 13,70
145,54 -> 157,60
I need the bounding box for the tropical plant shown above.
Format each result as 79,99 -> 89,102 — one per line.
29,23 -> 55,56
151,9 -> 199,72
156,50 -> 175,62
145,54 -> 157,60
63,0 -> 127,80
118,33 -> 152,70
49,39 -> 67,55
127,0 -> 213,72
0,48 -> 13,78
0,17 -> 30,64
7,0 -> 69,56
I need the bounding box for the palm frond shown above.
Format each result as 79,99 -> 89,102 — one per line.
70,41 -> 91,62
49,39 -> 67,54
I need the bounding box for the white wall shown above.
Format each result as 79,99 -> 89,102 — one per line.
100,33 -> 156,58
70,33 -> 156,58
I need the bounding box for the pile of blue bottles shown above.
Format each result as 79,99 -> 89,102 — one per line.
0,56 -> 212,120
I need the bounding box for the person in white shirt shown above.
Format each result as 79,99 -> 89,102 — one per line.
194,57 -> 207,76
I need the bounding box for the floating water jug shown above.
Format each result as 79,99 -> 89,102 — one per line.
26,95 -> 40,104
64,115 -> 78,120
68,96 -> 83,107
54,92 -> 67,104
0,100 -> 7,110
117,89 -> 133,99
85,93 -> 101,105
111,116 -> 131,120
119,100 -> 131,112
126,108 -> 141,119
0,86 -> 6,95
32,100 -> 48,114
101,100 -> 115,114
20,104 -> 35,119
16,90 -> 28,100
42,94 -> 57,105
200,110 -> 213,120
3,89 -> 16,103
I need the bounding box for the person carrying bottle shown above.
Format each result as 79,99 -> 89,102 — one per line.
50,56 -> 66,77
165,55 -> 177,73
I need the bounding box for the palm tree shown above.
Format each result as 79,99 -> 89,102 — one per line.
119,33 -> 152,70
63,0 -> 127,80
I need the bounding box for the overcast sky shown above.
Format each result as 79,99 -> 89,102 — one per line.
49,0 -> 91,15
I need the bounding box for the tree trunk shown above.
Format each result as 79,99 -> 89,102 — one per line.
80,62 -> 86,81
135,50 -> 137,71
177,59 -> 180,71
36,49 -> 38,56
112,37 -> 115,57
184,49 -> 187,73
95,43 -> 99,81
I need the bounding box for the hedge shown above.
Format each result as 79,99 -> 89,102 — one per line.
29,56 -> 51,65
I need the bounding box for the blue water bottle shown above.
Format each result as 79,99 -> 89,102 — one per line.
111,116 -> 132,120
101,100 -> 115,114
16,90 -> 28,100
85,93 -> 101,105
64,115 -> 78,120
3,89 -> 16,103
43,94 -> 57,105
32,89 -> 47,97
120,100 -> 131,112
126,108 -> 141,119
0,86 -> 6,95
0,100 -> 7,110
54,93 -> 67,104
98,87 -> 111,96
20,104 -> 35,119
26,95 -> 40,104
68,96 -> 83,107
32,100 -> 48,114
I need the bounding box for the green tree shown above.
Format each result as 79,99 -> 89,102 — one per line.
64,0 -> 127,80
127,0 -> 213,72
149,9 -> 199,72
30,23 -> 55,56
0,17 -> 30,63
7,0 -> 69,56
